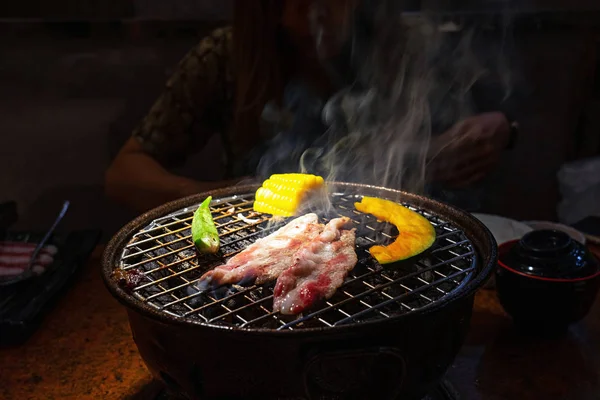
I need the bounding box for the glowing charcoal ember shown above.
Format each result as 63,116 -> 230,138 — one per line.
273,217 -> 357,315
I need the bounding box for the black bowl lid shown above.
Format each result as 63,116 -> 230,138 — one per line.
500,230 -> 599,280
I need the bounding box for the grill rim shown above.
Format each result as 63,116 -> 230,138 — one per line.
102,182 -> 497,336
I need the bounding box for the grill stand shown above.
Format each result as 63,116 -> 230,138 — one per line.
151,379 -> 462,400
103,183 -> 497,400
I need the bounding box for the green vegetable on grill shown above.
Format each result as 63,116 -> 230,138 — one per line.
191,196 -> 220,254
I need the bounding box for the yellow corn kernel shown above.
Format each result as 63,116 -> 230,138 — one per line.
269,174 -> 324,190
253,202 -> 294,217
255,188 -> 300,213
253,173 -> 324,216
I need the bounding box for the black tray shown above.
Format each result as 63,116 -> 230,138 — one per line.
0,229 -> 101,346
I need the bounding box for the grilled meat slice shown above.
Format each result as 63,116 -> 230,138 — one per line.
273,217 -> 357,315
113,268 -> 146,293
199,213 -> 323,286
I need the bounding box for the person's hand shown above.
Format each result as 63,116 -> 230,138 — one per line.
428,112 -> 511,188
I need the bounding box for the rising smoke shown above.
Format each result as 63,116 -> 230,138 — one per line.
298,0 -> 516,199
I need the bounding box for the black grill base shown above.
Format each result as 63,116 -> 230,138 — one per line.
423,379 -> 461,400
103,184 -> 496,400
153,379 -> 461,400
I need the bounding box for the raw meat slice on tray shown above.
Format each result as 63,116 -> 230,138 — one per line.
0,242 -> 58,277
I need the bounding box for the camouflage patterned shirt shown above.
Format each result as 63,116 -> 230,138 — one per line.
132,27 -> 235,169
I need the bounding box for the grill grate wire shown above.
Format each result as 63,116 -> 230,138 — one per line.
117,193 -> 477,330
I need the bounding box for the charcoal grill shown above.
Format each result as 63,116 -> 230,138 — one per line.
103,182 -> 496,400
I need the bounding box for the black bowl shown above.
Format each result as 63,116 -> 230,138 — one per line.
496,230 -> 600,335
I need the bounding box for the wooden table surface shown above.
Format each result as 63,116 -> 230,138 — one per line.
0,247 -> 155,400
1,245 -> 599,400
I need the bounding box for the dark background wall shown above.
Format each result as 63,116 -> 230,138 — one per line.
3,0 -> 600,19
0,0 -> 231,19
1,2 -> 599,241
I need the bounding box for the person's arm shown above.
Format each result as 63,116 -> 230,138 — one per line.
469,72 -> 520,151
106,28 -> 239,212
427,28 -> 525,188
106,138 -> 241,212
427,112 -> 511,188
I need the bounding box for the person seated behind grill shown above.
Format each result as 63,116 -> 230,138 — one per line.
106,0 -> 517,213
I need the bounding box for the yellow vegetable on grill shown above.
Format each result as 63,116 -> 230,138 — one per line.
253,173 -> 325,217
355,196 -> 436,264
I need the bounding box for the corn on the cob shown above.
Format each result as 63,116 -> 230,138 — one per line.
253,173 -> 325,217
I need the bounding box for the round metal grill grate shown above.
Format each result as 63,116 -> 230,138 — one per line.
116,191 -> 477,330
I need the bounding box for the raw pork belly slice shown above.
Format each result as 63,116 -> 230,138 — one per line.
199,213 -> 323,286
273,217 -> 357,315
0,242 -> 58,277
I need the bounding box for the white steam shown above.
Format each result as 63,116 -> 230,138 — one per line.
304,3 -> 515,198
